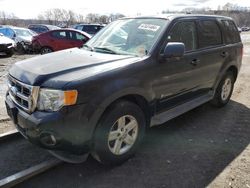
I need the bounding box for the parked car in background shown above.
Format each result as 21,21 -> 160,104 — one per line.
32,28 -> 91,54
241,27 -> 250,32
0,33 -> 15,57
0,26 -> 36,53
28,24 -> 60,34
74,24 -> 104,36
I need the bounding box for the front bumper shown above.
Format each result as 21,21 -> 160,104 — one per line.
5,95 -> 92,156
0,44 -> 14,54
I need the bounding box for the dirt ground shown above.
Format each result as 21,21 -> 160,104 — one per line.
0,34 -> 249,187
0,54 -> 36,134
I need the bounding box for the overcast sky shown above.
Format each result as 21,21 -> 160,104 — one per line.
1,0 -> 250,19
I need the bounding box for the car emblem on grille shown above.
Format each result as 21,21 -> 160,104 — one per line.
10,86 -> 18,96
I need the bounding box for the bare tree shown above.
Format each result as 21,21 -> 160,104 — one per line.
38,9 -> 86,26
0,11 -> 19,25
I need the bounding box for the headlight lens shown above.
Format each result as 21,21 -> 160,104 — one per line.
37,89 -> 78,112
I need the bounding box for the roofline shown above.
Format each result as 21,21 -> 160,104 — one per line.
120,14 -> 233,21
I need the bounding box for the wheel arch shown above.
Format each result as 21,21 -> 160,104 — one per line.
88,92 -> 153,144
227,65 -> 238,82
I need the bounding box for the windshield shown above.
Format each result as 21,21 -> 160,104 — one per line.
84,18 -> 168,56
14,28 -> 35,37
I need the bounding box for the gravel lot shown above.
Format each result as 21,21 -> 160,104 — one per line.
0,34 -> 249,187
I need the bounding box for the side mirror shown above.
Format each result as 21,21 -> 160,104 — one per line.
163,42 -> 185,58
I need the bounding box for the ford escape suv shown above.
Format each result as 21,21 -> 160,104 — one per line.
5,15 -> 243,165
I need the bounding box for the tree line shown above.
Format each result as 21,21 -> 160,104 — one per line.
1,5 -> 250,27
0,9 -> 125,27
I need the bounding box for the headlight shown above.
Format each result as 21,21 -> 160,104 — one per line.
37,89 -> 78,112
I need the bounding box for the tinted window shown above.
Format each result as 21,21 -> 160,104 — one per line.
222,20 -> 241,44
168,21 -> 197,52
82,25 -> 103,34
76,25 -> 84,31
69,31 -> 87,41
39,27 -> 48,33
30,26 -> 48,33
198,20 -> 222,48
76,33 -> 87,41
51,31 -> 67,39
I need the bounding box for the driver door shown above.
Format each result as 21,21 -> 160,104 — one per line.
154,20 -> 203,112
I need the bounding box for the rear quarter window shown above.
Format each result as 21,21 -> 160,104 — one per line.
221,20 -> 241,44
198,20 -> 222,48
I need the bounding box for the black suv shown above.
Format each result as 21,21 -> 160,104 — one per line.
6,15 -> 243,165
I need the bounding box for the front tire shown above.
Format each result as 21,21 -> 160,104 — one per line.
6,49 -> 14,57
92,100 -> 146,165
211,71 -> 235,107
41,47 -> 53,54
16,43 -> 25,54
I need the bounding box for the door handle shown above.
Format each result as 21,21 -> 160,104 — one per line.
190,59 -> 200,66
221,51 -> 229,58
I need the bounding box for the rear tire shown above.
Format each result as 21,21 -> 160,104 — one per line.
211,71 -> 235,107
91,100 -> 146,165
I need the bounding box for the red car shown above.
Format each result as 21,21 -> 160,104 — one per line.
32,29 -> 91,54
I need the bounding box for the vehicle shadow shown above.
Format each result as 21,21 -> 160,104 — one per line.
0,55 -> 10,59
19,100 -> 250,188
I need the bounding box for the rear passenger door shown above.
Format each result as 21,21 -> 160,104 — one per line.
195,19 -> 226,90
68,31 -> 88,48
51,31 -> 70,51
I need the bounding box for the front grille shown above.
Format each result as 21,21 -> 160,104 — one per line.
7,75 -> 39,113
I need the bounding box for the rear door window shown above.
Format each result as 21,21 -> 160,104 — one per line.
51,31 -> 67,39
68,31 -> 87,41
167,21 -> 198,52
76,32 -> 87,41
198,20 -> 222,48
221,20 -> 241,44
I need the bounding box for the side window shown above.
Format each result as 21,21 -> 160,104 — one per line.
168,21 -> 197,52
8,29 -> 15,38
198,20 -> 222,48
40,27 -> 48,33
76,25 -> 84,31
68,31 -> 86,41
51,31 -> 67,39
76,33 -> 87,41
222,20 -> 241,44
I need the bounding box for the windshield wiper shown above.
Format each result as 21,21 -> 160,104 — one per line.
93,47 -> 117,54
83,44 -> 94,51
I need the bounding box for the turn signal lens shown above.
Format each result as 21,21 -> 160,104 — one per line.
64,90 -> 78,105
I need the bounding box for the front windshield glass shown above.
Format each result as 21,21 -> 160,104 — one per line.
85,18 -> 168,56
14,28 -> 35,37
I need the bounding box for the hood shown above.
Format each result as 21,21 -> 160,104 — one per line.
0,35 -> 15,45
16,36 -> 32,43
9,48 -> 141,86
